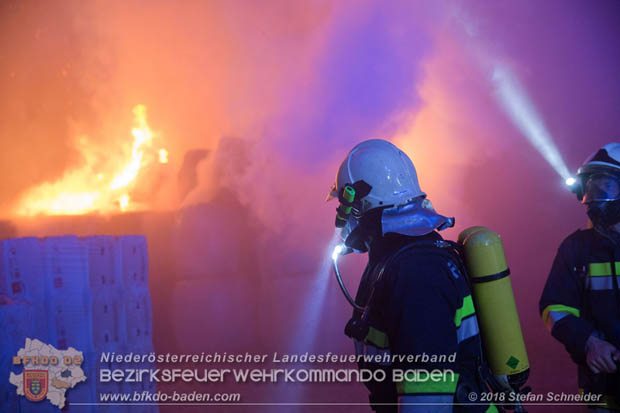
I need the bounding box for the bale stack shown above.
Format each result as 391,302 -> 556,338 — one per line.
0,235 -> 156,412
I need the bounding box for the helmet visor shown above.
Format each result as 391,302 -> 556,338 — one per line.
582,173 -> 620,203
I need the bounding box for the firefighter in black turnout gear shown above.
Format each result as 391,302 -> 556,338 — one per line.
328,139 -> 497,413
540,143 -> 620,410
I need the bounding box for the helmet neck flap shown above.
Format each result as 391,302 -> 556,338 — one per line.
340,197 -> 454,252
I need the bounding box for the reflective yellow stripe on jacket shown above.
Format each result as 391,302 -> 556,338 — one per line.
396,371 -> 459,395
486,404 -> 499,413
588,262 -> 620,276
541,261 -> 620,331
455,295 -> 480,343
587,262 -> 620,291
365,326 -> 389,349
454,295 -> 475,327
541,304 -> 580,331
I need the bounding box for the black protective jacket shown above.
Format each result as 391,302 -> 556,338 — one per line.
539,228 -> 620,407
350,232 -> 494,412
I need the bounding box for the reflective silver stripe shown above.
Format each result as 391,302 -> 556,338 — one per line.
355,340 -> 392,366
457,315 -> 480,343
365,343 -> 392,366
398,395 -> 453,412
354,340 -> 364,357
547,311 -> 570,326
587,276 -> 616,291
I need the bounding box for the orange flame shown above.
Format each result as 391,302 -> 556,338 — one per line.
15,104 -> 167,216
159,149 -> 169,164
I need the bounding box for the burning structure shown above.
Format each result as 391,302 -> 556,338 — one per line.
15,104 -> 168,216
0,100 -> 266,410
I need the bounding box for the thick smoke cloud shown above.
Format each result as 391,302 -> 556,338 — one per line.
0,0 -> 439,217
393,1 -> 620,404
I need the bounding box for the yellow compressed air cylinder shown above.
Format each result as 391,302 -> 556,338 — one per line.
457,226 -> 488,244
460,227 -> 530,388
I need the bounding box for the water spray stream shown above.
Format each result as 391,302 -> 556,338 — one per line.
290,231 -> 341,352
280,231 -> 341,412
453,6 -> 574,185
492,65 -> 572,182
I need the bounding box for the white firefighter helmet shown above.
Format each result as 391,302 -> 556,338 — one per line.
578,143 -> 620,174
328,139 -> 425,214
576,142 -> 620,203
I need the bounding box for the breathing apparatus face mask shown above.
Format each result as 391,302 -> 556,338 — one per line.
339,215 -> 368,253
334,181 -> 373,253
581,173 -> 620,228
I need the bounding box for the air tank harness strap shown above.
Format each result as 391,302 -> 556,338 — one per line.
344,239 -> 462,341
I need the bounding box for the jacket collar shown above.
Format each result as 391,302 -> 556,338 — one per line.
367,231 -> 442,264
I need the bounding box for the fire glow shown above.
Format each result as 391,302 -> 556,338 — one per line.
15,104 -> 168,216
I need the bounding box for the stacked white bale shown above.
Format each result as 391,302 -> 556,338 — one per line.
95,353 -> 129,413
0,238 -> 47,340
85,236 -> 126,352
43,236 -> 93,355
91,292 -> 126,351
120,236 -> 153,353
0,234 -> 156,412
84,236 -> 130,413
0,238 -> 54,412
118,236 -> 158,413
86,236 -> 122,293
0,301 -> 51,412
42,236 -> 95,412
120,235 -> 149,290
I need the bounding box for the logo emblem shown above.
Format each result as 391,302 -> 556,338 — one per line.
506,356 -> 520,370
24,370 -> 48,402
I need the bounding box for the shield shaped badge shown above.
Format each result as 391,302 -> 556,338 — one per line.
24,370 -> 48,402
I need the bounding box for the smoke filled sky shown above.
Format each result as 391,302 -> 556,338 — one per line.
0,0 -> 618,218
0,0 -> 617,218
1,0 -> 620,404
0,0 -> 620,411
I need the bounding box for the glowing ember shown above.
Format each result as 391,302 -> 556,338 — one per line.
47,192 -> 99,215
159,149 -> 169,164
119,194 -> 130,211
15,104 -> 166,216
